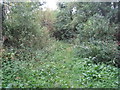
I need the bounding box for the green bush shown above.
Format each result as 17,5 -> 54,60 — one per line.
77,14 -> 116,42
76,41 -> 118,66
3,3 -> 52,49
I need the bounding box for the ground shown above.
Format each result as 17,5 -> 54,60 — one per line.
2,41 -> 119,88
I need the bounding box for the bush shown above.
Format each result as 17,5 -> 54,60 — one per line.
3,3 -> 52,49
77,14 -> 116,42
76,41 -> 118,66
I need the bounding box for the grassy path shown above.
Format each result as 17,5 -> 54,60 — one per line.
2,41 -> 119,88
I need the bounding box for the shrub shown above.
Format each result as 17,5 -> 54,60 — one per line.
75,41 -> 118,66
3,3 -> 52,49
77,14 -> 116,42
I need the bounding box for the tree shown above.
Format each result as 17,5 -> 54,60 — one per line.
2,2 -> 47,49
54,2 -> 118,42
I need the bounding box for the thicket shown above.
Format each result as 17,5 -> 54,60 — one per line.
2,2 -> 119,69
1,2 -> 120,88
3,2 -> 56,49
54,2 -> 119,66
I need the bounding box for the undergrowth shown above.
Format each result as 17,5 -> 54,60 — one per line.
1,41 -> 119,88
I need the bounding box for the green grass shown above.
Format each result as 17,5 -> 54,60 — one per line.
2,41 -> 119,88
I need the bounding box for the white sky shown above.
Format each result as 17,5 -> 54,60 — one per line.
43,0 -> 58,10
43,0 -> 119,10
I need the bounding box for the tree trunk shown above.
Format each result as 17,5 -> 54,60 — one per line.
0,3 -> 2,49
118,1 -> 120,23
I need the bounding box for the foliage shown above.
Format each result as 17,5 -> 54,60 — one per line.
1,2 -> 120,88
78,14 -> 116,41
54,2 -> 118,41
75,41 -> 119,66
54,2 -> 77,40
3,2 -> 53,49
2,41 -> 118,88
54,2 -> 119,66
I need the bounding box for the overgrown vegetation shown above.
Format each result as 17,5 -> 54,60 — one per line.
1,2 -> 120,88
2,42 -> 119,88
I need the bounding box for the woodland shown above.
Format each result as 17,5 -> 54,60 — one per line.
0,2 -> 120,88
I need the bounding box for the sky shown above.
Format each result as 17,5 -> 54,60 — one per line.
0,0 -> 58,10
43,0 -> 119,10
43,0 -> 58,10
